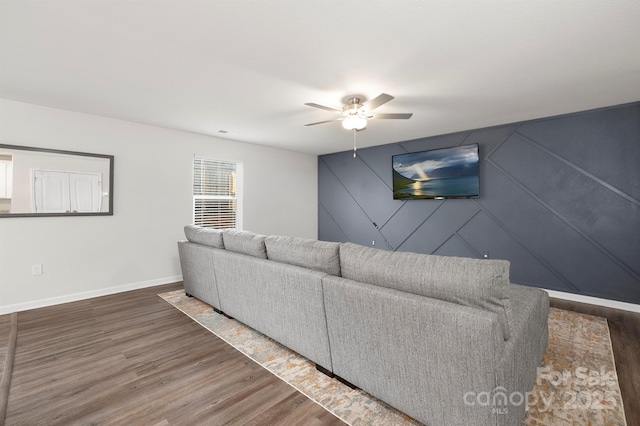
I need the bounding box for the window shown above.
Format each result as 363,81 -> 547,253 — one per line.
193,156 -> 242,229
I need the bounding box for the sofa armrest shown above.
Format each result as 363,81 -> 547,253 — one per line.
177,240 -> 222,310
494,283 -> 549,426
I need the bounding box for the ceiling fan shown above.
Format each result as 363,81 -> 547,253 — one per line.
304,93 -> 413,131
304,93 -> 413,157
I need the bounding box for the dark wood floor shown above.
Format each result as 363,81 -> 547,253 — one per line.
1,284 -> 638,425
2,283 -> 344,426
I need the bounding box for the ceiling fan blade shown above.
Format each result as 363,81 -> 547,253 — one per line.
304,119 -> 341,126
364,93 -> 394,111
370,113 -> 413,119
304,103 -> 342,114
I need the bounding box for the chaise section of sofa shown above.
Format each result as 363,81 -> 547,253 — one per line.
322,242 -> 548,426
323,275 -> 505,425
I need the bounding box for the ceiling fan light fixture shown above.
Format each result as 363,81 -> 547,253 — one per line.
342,115 -> 367,130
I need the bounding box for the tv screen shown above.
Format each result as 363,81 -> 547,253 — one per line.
392,144 -> 479,199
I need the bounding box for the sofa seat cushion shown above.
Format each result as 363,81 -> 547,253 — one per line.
222,229 -> 268,258
265,236 -> 341,276
184,225 -> 224,248
339,242 -> 511,339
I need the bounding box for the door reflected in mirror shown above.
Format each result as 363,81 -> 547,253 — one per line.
0,144 -> 114,217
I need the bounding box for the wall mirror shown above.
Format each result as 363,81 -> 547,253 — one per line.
0,144 -> 114,217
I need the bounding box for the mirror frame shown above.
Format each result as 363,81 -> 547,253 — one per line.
0,143 -> 114,218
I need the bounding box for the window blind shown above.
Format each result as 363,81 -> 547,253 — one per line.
193,157 -> 238,229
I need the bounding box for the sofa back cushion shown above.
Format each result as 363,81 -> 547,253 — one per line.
339,242 -> 511,339
184,225 -> 224,248
265,236 -> 341,276
222,229 -> 268,258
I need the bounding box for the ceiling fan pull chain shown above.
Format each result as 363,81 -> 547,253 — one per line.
353,129 -> 357,158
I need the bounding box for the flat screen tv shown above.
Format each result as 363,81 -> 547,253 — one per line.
392,144 -> 479,199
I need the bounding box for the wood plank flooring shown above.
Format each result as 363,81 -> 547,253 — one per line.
1,284 -> 639,425
2,283 -> 344,426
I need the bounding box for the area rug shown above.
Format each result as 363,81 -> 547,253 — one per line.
159,290 -> 627,426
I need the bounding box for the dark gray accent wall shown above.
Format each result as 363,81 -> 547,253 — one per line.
318,102 -> 640,304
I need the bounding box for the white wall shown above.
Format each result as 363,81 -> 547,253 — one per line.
0,99 -> 318,313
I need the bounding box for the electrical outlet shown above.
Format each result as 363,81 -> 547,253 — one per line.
32,264 -> 43,275
372,240 -> 376,246
482,251 -> 490,259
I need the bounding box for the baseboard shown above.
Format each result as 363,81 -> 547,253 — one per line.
545,289 -> 640,314
0,275 -> 183,315
4,278 -> 637,315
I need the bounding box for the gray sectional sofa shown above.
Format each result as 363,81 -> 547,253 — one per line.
178,225 -> 550,426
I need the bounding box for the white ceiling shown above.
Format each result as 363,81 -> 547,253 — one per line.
1,1 -> 639,155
